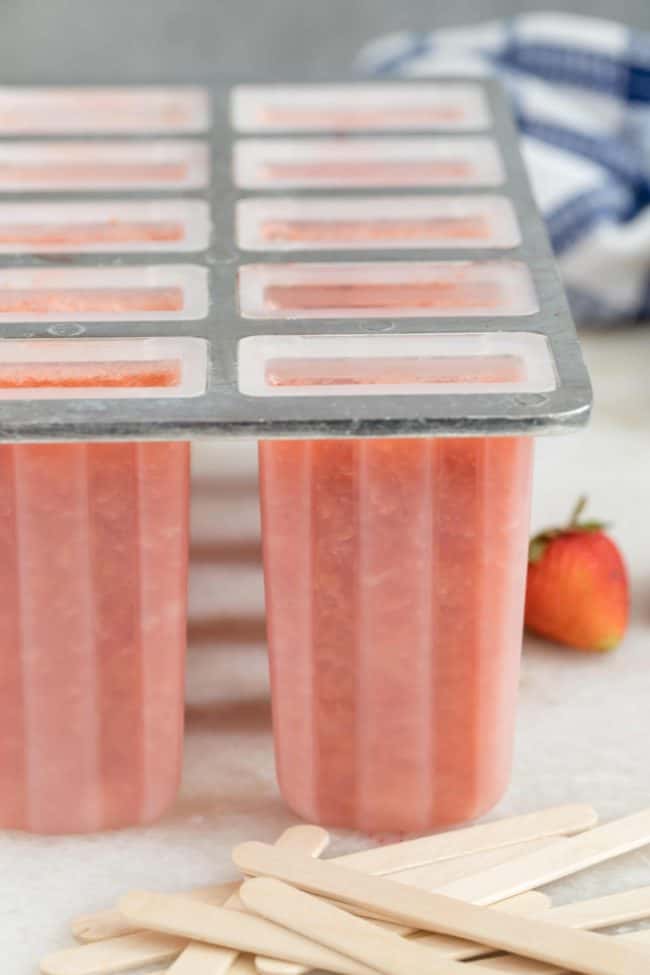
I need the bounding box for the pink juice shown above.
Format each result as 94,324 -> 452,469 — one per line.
0,220 -> 184,247
0,440 -> 189,833
259,435 -> 533,834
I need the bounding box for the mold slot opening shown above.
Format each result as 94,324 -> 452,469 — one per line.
0,336 -> 208,400
0,201 -> 211,254
265,355 -> 525,387
231,83 -> 489,132
0,266 -> 208,322
0,359 -> 181,389
237,332 -> 557,398
236,196 -> 521,252
238,261 -> 539,320
0,86 -> 210,134
0,141 -> 209,191
234,138 -> 504,189
0,287 -> 183,314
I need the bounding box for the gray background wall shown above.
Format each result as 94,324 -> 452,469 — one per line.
0,1 -> 648,83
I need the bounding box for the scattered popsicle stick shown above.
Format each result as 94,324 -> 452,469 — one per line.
436,808 -> 650,904
256,886 -> 650,975
254,892 -> 550,975
252,840 -> 559,975
386,837 -> 560,889
62,882 -> 650,975
48,825 -> 329,975
71,826 -> 328,944
334,804 -> 597,875
70,882 -> 239,943
243,806 -> 650,928
166,823 -> 330,975
117,890 -> 382,975
470,924 -> 650,974
532,884 -> 650,930
240,877 -> 494,975
413,885 -> 650,957
69,805 -> 587,943
232,843 -> 649,975
40,931 -> 187,975
317,840 -> 563,925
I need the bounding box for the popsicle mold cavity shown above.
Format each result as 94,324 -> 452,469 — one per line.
0,266 -> 209,322
0,86 -> 210,134
0,201 -> 211,254
233,137 -> 504,189
231,83 -> 489,132
238,261 -> 538,320
0,440 -> 190,834
238,333 -> 556,397
259,434 -> 534,833
0,140 -> 210,191
236,196 -> 521,251
0,337 -> 208,400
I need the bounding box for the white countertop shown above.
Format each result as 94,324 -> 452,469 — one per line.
3,327 -> 650,972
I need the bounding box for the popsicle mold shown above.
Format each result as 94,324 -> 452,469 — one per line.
233,137 -> 504,189
0,439 -> 190,833
0,201 -> 211,254
259,434 -> 534,833
238,261 -> 538,320
0,266 -> 209,323
0,86 -> 209,134
236,196 -> 521,252
0,140 -> 209,191
231,83 -> 489,132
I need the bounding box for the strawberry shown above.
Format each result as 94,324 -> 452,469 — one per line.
525,497 -> 629,652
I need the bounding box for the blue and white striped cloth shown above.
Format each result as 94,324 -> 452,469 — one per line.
359,14 -> 650,325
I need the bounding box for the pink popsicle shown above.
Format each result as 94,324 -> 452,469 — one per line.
258,345 -> 534,833
259,435 -> 533,834
0,440 -> 189,833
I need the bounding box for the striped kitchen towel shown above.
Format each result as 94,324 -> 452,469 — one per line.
359,13 -> 650,325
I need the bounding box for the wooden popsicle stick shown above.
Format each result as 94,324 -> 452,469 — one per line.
414,884 -> 650,956
470,925 -> 650,974
252,840 -> 558,975
256,884 -> 650,975
532,884 -> 650,930
70,882 -> 238,944
250,806 -> 650,931
254,892 -> 550,975
232,842 -> 649,975
116,890 -> 392,975
334,804 -> 597,875
69,805 -> 588,943
40,931 -> 187,975
114,890 -> 543,975
436,807 -> 650,905
387,837 -> 560,888
320,840 -> 563,925
240,877 -> 494,975
70,826 -> 328,944
46,825 -> 329,975
166,824 -> 331,975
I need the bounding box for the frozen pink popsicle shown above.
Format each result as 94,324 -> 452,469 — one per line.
264,280 -> 500,313
0,359 -> 181,389
0,161 -> 189,186
261,107 -> 465,126
259,435 -> 533,834
0,220 -> 184,247
261,216 -> 491,244
0,439 -> 189,834
0,286 -> 183,314
264,160 -> 471,183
